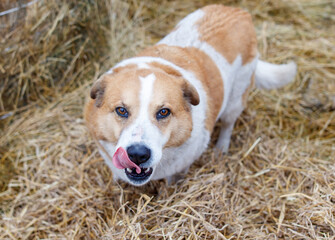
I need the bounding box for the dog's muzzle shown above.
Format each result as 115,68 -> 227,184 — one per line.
112,144 -> 154,184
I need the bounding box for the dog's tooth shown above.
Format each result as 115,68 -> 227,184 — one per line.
145,168 -> 150,173
126,168 -> 132,173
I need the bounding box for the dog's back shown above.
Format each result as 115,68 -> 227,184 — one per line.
155,4 -> 295,152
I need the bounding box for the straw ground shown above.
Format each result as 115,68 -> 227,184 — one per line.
1,0 -> 334,239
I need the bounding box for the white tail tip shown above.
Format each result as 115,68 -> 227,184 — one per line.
255,60 -> 297,90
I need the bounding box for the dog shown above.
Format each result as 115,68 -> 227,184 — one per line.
84,5 -> 296,186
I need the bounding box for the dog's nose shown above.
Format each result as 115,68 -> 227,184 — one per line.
127,144 -> 151,165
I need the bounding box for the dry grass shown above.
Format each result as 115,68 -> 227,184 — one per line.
1,0 -> 334,239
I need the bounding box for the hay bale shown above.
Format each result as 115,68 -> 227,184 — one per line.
1,0 -> 334,239
0,0 -> 145,114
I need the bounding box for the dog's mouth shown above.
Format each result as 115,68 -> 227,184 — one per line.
112,147 -> 154,185
125,167 -> 153,182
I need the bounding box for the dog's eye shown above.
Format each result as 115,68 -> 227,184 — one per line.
156,108 -> 170,120
116,107 -> 128,118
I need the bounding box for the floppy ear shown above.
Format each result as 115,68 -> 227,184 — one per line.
90,76 -> 106,108
182,80 -> 200,106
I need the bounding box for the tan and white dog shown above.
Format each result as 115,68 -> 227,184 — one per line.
84,5 -> 296,186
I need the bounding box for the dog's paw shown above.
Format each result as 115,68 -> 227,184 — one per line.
213,145 -> 228,159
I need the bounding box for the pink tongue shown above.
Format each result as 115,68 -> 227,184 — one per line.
112,147 -> 141,174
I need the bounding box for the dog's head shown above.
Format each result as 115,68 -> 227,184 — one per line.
84,64 -> 199,185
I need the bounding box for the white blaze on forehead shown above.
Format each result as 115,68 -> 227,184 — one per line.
132,73 -> 167,168
139,73 -> 156,120
128,73 -> 156,143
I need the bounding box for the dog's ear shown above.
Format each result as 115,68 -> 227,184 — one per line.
182,80 -> 200,106
90,76 -> 107,108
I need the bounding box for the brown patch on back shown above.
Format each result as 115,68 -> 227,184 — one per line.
197,5 -> 257,65
138,45 -> 201,76
139,44 -> 223,133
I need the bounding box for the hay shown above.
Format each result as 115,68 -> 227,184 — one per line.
1,0 -> 334,239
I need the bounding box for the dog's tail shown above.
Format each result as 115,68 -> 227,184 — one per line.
255,60 -> 297,90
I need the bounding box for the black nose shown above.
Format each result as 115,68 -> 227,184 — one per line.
127,144 -> 151,165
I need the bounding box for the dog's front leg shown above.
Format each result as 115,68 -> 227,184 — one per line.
215,121 -> 235,153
